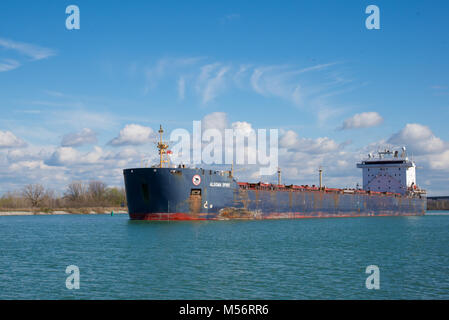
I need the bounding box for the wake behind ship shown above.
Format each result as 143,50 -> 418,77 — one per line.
123,126 -> 426,220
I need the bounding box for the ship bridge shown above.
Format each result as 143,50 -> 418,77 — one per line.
357,147 -> 418,194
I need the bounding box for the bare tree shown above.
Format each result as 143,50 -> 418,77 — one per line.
88,180 -> 107,202
65,181 -> 88,203
41,189 -> 57,208
22,184 -> 45,207
1,191 -> 27,209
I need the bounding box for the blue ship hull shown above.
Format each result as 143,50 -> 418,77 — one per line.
123,167 -> 426,220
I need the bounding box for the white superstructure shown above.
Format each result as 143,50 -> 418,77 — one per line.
357,147 -> 418,194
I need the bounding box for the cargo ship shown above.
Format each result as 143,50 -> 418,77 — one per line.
123,126 -> 426,220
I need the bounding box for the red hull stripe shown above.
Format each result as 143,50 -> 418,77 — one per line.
129,212 -> 423,221
130,213 -> 208,220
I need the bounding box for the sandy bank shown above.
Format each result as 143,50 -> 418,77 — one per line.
0,209 -> 127,216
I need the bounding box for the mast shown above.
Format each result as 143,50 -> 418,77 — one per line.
157,125 -> 170,168
319,167 -> 323,189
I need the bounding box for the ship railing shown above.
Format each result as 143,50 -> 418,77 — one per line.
236,183 -> 407,198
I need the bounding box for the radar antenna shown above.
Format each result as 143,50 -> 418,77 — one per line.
401,146 -> 407,158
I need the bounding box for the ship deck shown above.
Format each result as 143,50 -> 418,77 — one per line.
237,182 -> 424,198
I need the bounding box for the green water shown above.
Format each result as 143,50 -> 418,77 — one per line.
0,213 -> 448,299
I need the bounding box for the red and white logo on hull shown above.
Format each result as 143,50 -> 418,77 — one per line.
192,174 -> 201,186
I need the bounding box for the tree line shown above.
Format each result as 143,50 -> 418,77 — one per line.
427,198 -> 449,211
0,181 -> 126,210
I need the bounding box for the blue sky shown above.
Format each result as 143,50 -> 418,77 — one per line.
0,0 -> 448,195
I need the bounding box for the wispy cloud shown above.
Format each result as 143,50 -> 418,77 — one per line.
430,84 -> 448,96
220,13 -> 240,24
136,57 -> 351,123
30,100 -> 85,108
249,63 -> 339,105
0,37 -> 56,61
61,128 -> 97,147
0,59 -> 21,72
178,76 -> 185,100
196,63 -> 230,104
430,85 -> 447,90
143,57 -> 205,94
43,90 -> 65,97
0,37 -> 56,73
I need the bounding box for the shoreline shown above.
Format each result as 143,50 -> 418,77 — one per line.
1,210 -> 448,217
0,209 -> 128,216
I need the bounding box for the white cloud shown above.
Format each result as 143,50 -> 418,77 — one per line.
106,147 -> 139,160
0,59 -> 21,72
0,141 -> 146,194
108,124 -> 155,146
9,160 -> 51,171
82,146 -> 105,164
279,130 -> 340,154
428,150 -> 449,171
388,123 -> 446,154
339,112 -> 383,130
279,130 -> 300,149
7,146 -> 52,162
46,147 -> 80,166
202,112 -> 228,132
0,37 -> 56,61
231,121 -> 255,136
61,128 -> 97,147
46,146 -> 107,166
0,131 -> 27,148
2,109 -> 449,196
